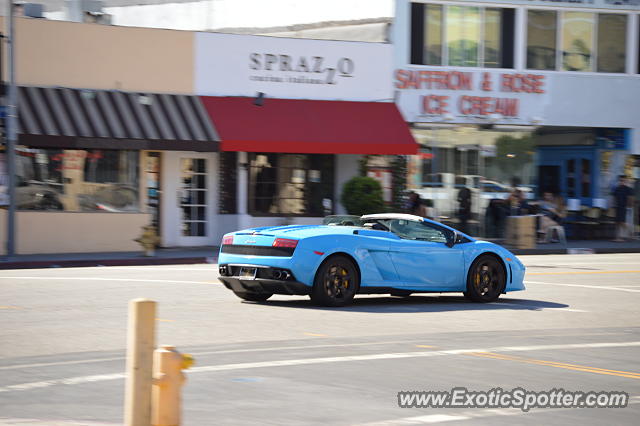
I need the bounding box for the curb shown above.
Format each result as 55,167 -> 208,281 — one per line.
0,256 -> 215,270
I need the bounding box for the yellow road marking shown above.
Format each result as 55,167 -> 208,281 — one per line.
155,318 -> 175,322
466,352 -> 640,380
0,306 -> 23,310
303,332 -> 328,337
415,345 -> 437,349
528,270 -> 640,275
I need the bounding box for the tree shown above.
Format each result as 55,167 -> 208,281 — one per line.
494,135 -> 534,181
341,176 -> 385,216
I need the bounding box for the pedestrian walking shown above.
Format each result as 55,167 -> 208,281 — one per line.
457,185 -> 472,234
611,175 -> 634,242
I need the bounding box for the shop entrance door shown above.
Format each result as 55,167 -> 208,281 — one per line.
538,165 -> 560,197
161,152 -> 217,247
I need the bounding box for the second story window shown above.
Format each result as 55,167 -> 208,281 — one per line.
527,9 -> 628,73
527,10 -> 557,70
597,14 -> 627,73
411,2 -> 515,68
562,12 -> 595,72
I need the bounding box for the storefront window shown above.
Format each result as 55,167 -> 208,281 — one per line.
144,152 -> 161,227
219,152 -> 238,214
562,12 -> 595,72
180,158 -> 207,237
597,14 -> 627,73
408,126 -> 536,223
527,10 -> 557,70
248,153 -> 334,216
447,6 -> 481,67
15,148 -> 139,212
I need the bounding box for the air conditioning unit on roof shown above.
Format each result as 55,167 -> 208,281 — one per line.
66,0 -> 107,23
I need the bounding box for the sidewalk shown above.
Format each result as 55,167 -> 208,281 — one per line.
505,239 -> 640,255
0,246 -> 218,270
1,240 -> 639,270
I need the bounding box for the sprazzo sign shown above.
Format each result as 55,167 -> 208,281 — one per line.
248,54 -> 355,85
195,32 -> 392,101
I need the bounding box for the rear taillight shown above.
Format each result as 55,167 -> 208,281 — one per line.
222,235 -> 234,245
272,238 -> 298,248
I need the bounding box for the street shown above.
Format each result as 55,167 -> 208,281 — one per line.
1,253 -> 639,425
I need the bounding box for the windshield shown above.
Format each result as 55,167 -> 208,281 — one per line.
362,219 -> 449,243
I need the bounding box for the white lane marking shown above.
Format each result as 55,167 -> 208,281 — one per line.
525,261 -> 640,266
358,400 -> 640,425
367,414 -> 471,424
0,276 -> 214,285
2,341 -> 640,393
0,419 -> 120,425
0,357 -> 125,371
526,281 -> 640,293
0,339 -> 430,371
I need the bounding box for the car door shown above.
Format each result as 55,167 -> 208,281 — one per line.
386,219 -> 464,290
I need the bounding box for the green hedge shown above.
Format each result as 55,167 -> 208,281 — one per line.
340,176 -> 385,216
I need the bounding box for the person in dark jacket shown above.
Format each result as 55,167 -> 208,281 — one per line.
457,186 -> 472,234
612,175 -> 634,241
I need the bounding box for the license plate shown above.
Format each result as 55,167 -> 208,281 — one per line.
239,267 -> 257,279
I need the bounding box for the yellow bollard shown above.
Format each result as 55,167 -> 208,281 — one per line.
151,345 -> 194,426
124,299 -> 157,426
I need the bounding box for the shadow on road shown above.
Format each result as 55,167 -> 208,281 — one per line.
248,295 -> 569,313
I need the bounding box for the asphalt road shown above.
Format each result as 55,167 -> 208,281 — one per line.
1,253 -> 639,425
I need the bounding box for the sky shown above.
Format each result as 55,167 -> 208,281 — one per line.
205,0 -> 394,28
16,0 -> 396,30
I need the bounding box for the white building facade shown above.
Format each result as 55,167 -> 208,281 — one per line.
392,0 -> 640,218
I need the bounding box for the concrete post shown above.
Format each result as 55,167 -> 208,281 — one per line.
124,299 -> 157,426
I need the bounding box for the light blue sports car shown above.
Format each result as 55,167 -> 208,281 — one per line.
218,213 -> 525,307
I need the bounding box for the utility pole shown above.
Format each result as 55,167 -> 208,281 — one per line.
4,1 -> 17,257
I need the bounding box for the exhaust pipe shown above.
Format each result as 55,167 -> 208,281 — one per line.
272,270 -> 282,280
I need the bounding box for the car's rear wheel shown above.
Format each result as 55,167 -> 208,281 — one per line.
232,290 -> 273,302
311,256 -> 358,307
463,255 -> 505,303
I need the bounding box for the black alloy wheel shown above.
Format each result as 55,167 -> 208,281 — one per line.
311,256 -> 358,307
463,255 -> 506,303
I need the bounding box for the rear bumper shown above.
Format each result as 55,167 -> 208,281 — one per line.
218,264 -> 311,295
219,277 -> 311,295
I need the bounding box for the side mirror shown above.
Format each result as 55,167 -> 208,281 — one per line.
446,231 -> 457,248
446,231 -> 464,248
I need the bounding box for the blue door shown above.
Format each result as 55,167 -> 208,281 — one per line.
385,219 -> 464,290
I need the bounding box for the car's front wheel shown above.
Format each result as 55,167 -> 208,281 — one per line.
311,256 -> 358,307
463,255 -> 506,303
232,291 -> 273,302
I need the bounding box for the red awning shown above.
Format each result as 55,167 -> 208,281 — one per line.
200,96 -> 418,155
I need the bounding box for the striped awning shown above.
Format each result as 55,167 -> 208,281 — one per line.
16,86 -> 219,151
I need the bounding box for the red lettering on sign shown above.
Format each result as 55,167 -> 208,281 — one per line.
421,95 -> 450,115
501,73 -> 545,94
458,96 -> 519,117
